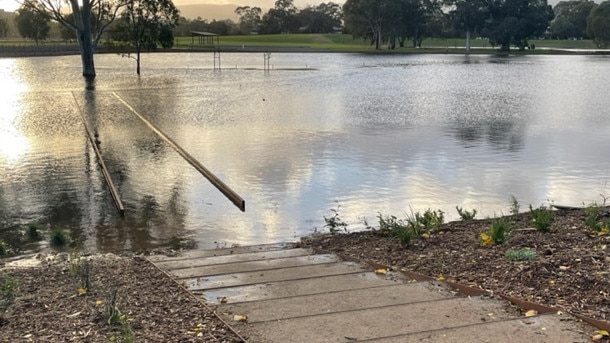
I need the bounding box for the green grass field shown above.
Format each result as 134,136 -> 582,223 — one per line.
0,34 -> 601,53
174,34 -> 601,53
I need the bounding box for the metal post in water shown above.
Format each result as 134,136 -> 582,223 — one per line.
214,50 -> 221,71
264,51 -> 271,73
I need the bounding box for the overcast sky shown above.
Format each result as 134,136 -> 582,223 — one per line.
0,0 -> 342,12
0,0 -> 569,16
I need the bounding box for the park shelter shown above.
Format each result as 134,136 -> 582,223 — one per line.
190,31 -> 220,45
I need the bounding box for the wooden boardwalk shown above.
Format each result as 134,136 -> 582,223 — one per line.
149,243 -> 593,343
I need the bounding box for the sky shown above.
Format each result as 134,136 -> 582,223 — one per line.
0,0 -> 568,16
0,0 -> 339,12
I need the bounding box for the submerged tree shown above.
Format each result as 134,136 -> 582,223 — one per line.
24,0 -> 128,78
448,0 -> 490,50
486,0 -> 554,51
112,0 -> 179,75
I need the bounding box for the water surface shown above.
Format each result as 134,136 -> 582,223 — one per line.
1,53 -> 609,253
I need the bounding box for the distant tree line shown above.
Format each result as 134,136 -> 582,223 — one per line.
172,0 -> 342,36
342,0 -> 553,51
7,0 -> 610,55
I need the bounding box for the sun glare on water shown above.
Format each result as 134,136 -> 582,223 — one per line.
0,60 -> 30,166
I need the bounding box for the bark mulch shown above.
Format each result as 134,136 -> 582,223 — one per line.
0,254 -> 246,343
301,208 -> 610,324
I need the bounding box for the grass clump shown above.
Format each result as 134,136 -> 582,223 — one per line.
377,208 -> 445,247
456,206 -> 477,221
505,248 -> 537,261
50,227 -> 69,247
408,208 -> 444,235
0,241 -> 6,256
584,202 -> 609,234
529,204 -> 554,232
25,222 -> 42,240
323,204 -> 348,234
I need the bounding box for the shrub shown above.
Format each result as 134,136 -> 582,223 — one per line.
529,204 -> 553,232
26,222 -> 42,240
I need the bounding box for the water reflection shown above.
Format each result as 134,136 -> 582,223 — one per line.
1,53 -> 610,254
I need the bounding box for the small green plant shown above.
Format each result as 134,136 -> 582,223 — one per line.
529,204 -> 554,232
505,248 -> 537,261
68,249 -> 81,275
0,241 -> 6,256
456,206 -> 477,221
50,227 -> 69,247
104,288 -> 134,343
0,273 -> 18,311
26,222 -> 42,240
509,195 -> 520,215
105,288 -> 121,325
323,204 -> 348,234
69,250 -> 91,291
584,202 -> 607,232
403,208 -> 445,236
488,217 -> 514,245
378,214 -> 413,246
416,209 -> 445,233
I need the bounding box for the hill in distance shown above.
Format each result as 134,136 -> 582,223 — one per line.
177,3 -> 241,21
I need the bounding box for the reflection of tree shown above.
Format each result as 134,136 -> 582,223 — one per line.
85,88 -> 193,252
450,120 -> 524,152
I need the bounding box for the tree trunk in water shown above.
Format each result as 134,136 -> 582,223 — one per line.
466,30 -> 471,51
72,2 -> 96,78
78,32 -> 96,77
136,48 -> 141,75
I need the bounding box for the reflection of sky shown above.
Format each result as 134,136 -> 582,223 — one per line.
2,53 -> 610,252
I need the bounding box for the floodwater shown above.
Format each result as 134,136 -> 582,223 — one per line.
1,52 -> 610,254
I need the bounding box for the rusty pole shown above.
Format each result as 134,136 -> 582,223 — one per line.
112,92 -> 245,212
73,93 -> 125,216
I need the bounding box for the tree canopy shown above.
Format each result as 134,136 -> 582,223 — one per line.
16,2 -> 51,44
549,0 -> 595,38
587,1 -> 610,48
25,0 -> 129,78
343,0 -> 555,51
111,0 -> 179,74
